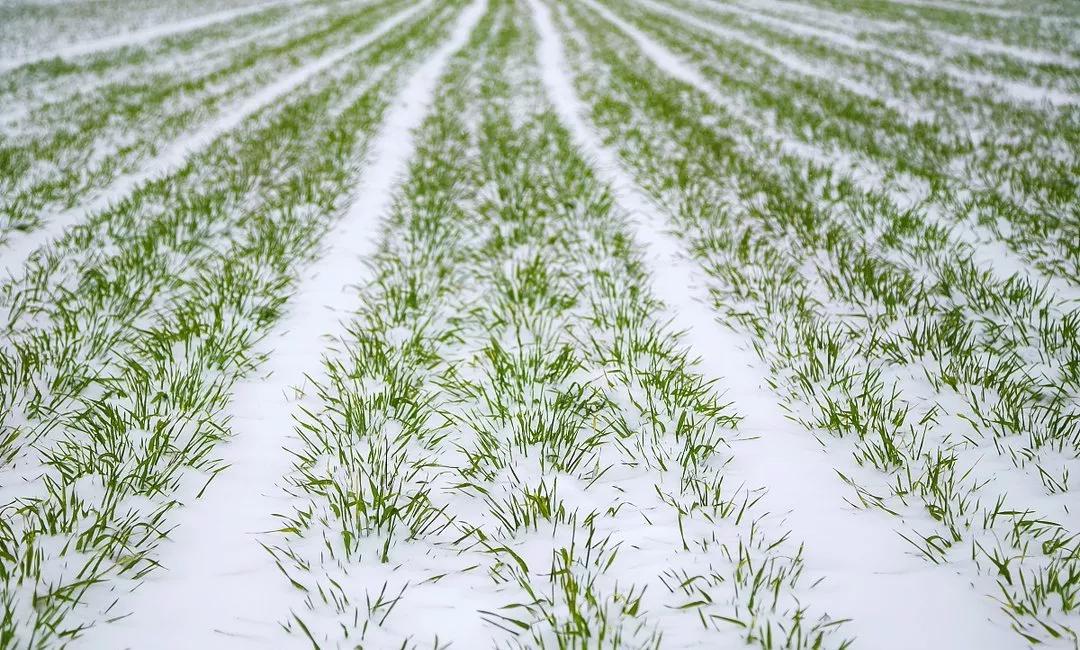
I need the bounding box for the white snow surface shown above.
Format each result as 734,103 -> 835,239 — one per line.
69,2 -> 485,647
1,0 -> 1074,646
529,1 -> 1024,648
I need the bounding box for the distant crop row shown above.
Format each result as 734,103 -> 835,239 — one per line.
0,0 -> 1076,646
0,0 -> 417,246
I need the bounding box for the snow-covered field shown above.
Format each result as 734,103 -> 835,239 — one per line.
1,0 -> 1078,647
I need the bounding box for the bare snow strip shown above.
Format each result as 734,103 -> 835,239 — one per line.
528,1 -> 1023,649
0,0 -> 302,72
70,2 -> 486,648
0,1 -> 430,280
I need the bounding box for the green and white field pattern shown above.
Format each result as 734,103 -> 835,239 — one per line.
0,0 -> 1078,646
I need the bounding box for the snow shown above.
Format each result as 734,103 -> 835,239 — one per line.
1,0 -> 1075,644
528,1 -> 1024,648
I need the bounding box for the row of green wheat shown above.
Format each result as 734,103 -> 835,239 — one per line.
269,1 -> 846,646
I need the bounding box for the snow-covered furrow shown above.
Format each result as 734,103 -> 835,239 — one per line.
262,18 -> 508,645
69,3 -> 485,647
530,1 -> 1020,648
0,0 -> 431,280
